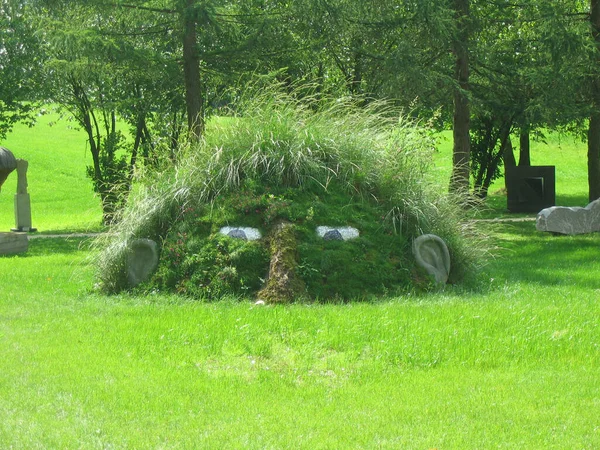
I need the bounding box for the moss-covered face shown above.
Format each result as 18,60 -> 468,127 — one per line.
146,182 -> 415,301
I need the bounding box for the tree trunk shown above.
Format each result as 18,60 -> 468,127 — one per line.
503,136 -> 516,168
130,113 -> 147,171
502,136 -> 515,191
589,112 -> 600,201
183,0 -> 204,140
479,123 -> 512,198
449,0 -> 471,195
590,0 -> 600,201
518,130 -> 531,166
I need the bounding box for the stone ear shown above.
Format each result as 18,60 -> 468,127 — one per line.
412,234 -> 451,286
126,239 -> 159,287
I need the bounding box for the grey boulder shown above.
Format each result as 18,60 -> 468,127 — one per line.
536,199 -> 600,235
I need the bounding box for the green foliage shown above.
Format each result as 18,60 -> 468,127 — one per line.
0,1 -> 39,140
148,208 -> 270,298
85,130 -> 131,222
141,184 -> 415,301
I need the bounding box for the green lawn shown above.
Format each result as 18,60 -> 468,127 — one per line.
0,114 -> 598,448
0,229 -> 599,448
0,110 -> 102,233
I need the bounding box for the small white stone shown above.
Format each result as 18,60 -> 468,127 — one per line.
316,226 -> 359,240
254,300 -> 266,306
219,226 -> 262,241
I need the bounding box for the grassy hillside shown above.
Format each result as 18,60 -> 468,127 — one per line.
0,110 -> 102,233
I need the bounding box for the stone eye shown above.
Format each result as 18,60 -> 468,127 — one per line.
323,229 -> 343,241
219,227 -> 262,241
316,226 -> 359,241
228,229 -> 248,240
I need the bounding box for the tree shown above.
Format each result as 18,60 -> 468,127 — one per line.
39,5 -> 129,223
463,1 -> 588,198
0,0 -> 39,141
590,0 -> 600,201
449,0 -> 471,195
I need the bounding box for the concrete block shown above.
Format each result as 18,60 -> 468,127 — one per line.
0,232 -> 28,255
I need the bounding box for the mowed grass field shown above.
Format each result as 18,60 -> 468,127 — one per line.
0,115 -> 598,448
0,111 -> 102,233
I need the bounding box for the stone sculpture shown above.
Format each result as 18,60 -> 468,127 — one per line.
316,226 -> 360,241
219,226 -> 262,241
0,148 -> 29,255
0,147 -> 17,191
323,229 -> 343,241
228,229 -> 248,240
16,159 -> 28,194
412,234 -> 451,286
13,159 -> 35,232
536,199 -> 600,235
126,239 -> 160,287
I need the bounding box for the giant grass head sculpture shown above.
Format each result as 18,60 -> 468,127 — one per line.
96,85 -> 483,302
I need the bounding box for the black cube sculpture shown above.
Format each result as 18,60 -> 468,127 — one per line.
506,166 -> 555,213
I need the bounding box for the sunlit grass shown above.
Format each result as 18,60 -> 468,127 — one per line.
0,110 -> 597,447
1,231 -> 599,448
0,110 -> 102,233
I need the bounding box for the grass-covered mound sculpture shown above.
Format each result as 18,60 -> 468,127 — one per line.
96,86 -> 483,302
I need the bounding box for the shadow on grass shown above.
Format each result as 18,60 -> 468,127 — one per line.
0,236 -> 94,259
476,193 -> 590,220
488,221 -> 600,289
554,193 -> 591,207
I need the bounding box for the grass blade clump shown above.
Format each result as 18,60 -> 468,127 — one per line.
95,82 -> 486,299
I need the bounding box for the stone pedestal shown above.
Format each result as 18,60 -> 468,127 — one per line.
12,193 -> 35,232
0,232 -> 28,255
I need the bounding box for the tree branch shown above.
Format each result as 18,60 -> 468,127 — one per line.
116,3 -> 176,14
